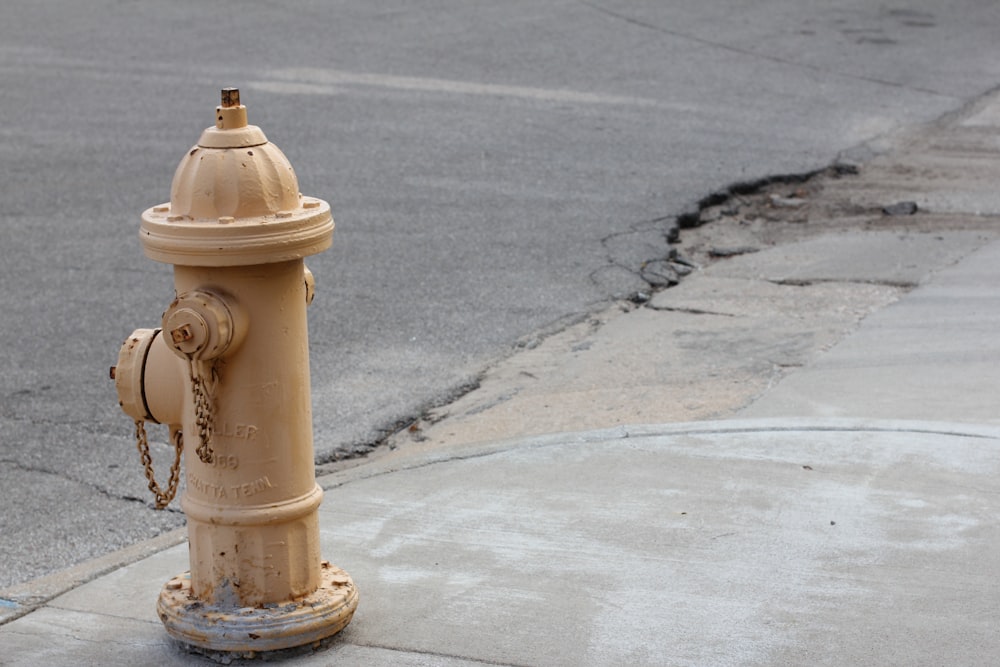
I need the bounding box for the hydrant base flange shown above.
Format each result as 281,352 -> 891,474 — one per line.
157,563 -> 359,653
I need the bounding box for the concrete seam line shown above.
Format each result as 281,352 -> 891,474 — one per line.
0,527 -> 187,626
316,418 -> 1000,491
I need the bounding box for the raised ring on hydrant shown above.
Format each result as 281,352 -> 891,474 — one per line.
157,562 -> 359,653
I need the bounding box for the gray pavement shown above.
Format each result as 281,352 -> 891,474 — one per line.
3,3 -> 1000,664
7,0 -> 1000,587
3,134 -> 1000,666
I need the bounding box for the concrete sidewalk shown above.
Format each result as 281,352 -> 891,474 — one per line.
3,419 -> 999,666
1,234 -> 998,665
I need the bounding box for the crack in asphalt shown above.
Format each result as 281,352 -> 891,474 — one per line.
675,168 -> 840,229
647,306 -> 738,317
364,161 -> 870,460
592,165 -> 854,301
575,0 -> 956,99
0,458 -> 182,514
0,410 -> 120,435
315,376 -> 485,467
767,278 -> 918,288
591,216 -> 681,298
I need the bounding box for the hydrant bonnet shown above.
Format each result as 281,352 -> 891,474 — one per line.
140,88 -> 333,266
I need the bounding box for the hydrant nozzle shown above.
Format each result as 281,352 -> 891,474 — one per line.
113,89 -> 357,656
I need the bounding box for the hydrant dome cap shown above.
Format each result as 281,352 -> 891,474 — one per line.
139,90 -> 333,266
169,140 -> 301,220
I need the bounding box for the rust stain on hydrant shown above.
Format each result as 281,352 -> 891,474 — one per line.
112,89 -> 357,655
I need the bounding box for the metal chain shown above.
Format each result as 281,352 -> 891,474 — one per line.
190,360 -> 216,464
131,359 -> 217,506
135,420 -> 183,510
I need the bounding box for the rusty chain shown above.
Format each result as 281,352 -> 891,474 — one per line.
135,420 -> 183,509
132,359 -> 218,508
190,360 -> 217,464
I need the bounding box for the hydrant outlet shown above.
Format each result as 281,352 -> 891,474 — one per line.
162,289 -> 243,361
114,328 -> 158,422
114,328 -> 186,426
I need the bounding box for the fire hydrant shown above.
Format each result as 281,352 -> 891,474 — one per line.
111,89 -> 357,654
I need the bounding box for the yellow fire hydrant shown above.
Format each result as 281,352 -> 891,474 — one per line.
111,89 -> 357,654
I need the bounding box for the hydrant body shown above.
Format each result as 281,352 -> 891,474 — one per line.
114,90 -> 357,653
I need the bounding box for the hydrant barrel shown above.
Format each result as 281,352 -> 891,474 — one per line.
114,90 -> 357,655
172,261 -> 322,605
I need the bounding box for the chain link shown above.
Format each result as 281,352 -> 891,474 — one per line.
190,360 -> 216,464
135,420 -> 183,509
131,358 -> 218,506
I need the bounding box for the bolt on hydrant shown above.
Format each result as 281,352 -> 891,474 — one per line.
111,89 -> 357,655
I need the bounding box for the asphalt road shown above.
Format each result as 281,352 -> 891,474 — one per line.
2,1 -> 1000,588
